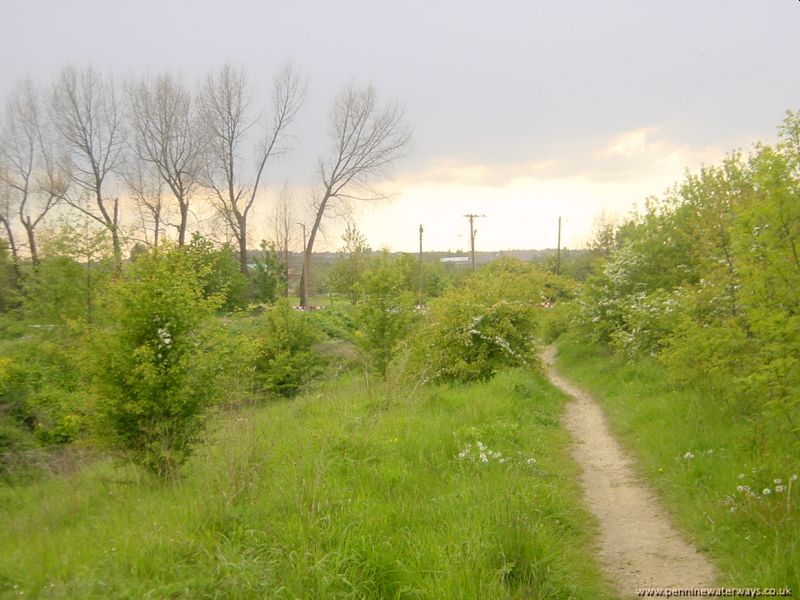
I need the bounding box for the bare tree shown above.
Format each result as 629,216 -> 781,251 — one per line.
127,73 -> 201,246
50,65 -> 126,267
270,183 -> 295,296
300,84 -> 410,307
0,77 -> 69,267
122,155 -> 165,247
198,63 -> 305,274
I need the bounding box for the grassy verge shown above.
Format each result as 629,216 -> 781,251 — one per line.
0,368 -> 615,599
555,334 -> 799,590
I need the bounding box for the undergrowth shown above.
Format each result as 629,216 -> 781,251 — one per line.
0,368 -> 615,599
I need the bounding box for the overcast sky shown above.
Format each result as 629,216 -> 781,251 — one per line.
2,0 -> 799,251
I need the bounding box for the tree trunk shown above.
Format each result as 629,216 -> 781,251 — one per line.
300,190 -> 331,307
239,214 -> 249,275
23,221 -> 39,268
178,201 -> 189,247
154,204 -> 161,247
283,248 -> 290,297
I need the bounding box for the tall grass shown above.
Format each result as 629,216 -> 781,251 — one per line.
0,369 -> 615,599
555,335 -> 799,590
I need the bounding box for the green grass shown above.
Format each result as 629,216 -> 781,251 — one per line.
0,368 -> 616,599
554,334 -> 800,590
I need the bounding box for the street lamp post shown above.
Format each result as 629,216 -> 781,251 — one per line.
297,222 -> 308,307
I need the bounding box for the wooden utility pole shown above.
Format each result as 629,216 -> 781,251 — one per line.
297,222 -> 309,307
463,214 -> 485,272
556,216 -> 562,276
418,224 -> 424,306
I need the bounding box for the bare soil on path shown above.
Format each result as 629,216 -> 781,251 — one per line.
542,347 -> 718,598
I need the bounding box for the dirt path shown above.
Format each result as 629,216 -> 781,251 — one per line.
542,347 -> 717,598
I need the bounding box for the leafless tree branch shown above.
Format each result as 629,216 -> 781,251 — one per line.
300,84 -> 410,306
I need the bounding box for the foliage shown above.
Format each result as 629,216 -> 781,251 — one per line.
572,112 -> 800,436
327,223 -> 371,304
352,252 -> 416,379
555,337 -> 800,591
0,336 -> 88,447
90,247 -> 223,478
253,300 -> 326,397
410,259 -> 545,383
249,240 -> 284,304
420,259 -> 450,298
0,240 -> 19,312
20,223 -> 115,325
306,303 -> 357,341
182,233 -> 248,311
0,370 -> 615,599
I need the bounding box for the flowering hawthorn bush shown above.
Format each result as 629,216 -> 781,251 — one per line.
91,248 -> 222,478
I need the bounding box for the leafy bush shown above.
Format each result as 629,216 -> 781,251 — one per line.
253,300 -> 326,397
410,264 -> 540,384
327,223 -> 371,304
353,252 -> 417,379
249,241 -> 284,304
537,301 -> 575,343
569,112 -> 800,437
0,329 -> 90,463
90,248 -> 223,478
306,304 -> 357,341
181,234 -> 248,311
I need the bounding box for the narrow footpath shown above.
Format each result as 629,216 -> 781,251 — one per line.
542,347 -> 718,598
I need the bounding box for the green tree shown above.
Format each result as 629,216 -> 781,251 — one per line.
90,247 -> 222,478
328,223 -> 371,304
250,240 -> 284,304
20,222 -> 115,325
572,111 -> 800,433
353,252 -> 416,379
182,233 -> 248,311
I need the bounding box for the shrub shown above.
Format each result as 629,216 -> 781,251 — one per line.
0,333 -> 90,452
90,248 -> 222,478
353,253 -> 417,379
410,266 -> 539,384
253,300 -> 326,397
181,234 -> 249,311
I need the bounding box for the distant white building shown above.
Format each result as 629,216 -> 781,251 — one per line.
440,257 -> 470,264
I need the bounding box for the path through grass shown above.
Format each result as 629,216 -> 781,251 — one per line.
555,336 -> 799,591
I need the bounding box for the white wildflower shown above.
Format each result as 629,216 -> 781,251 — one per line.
738,473 -> 745,479
774,478 -> 782,485
791,474 -> 798,481
736,485 -> 745,493
683,452 -> 695,460
480,453 -> 488,463
775,485 -> 785,493
763,488 -> 771,496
